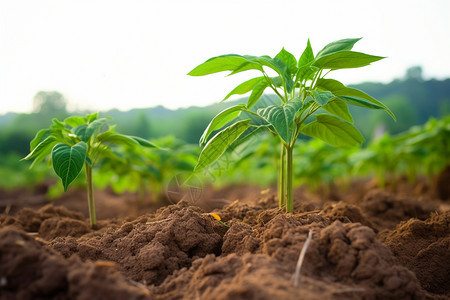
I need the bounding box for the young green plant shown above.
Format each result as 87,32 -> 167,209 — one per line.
188,38 -> 395,212
22,112 -> 158,228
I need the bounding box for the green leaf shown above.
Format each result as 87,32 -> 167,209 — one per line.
301,114 -> 364,147
199,104 -> 246,146
73,124 -> 90,141
30,129 -> 50,151
22,136 -> 58,161
316,78 -> 395,119
64,116 -> 86,127
338,96 -> 384,109
247,80 -> 269,108
86,112 -> 99,123
97,132 -> 141,148
313,51 -> 384,70
311,91 -> 334,106
188,54 -> 261,76
73,118 -> 109,142
223,77 -> 265,101
275,47 -> 297,75
322,99 -> 353,123
296,64 -> 318,82
52,142 -> 87,191
316,38 -> 362,58
130,136 -> 159,148
51,118 -> 65,131
298,39 -> 314,68
255,56 -> 294,93
296,39 -> 317,82
257,98 -> 302,144
195,119 -> 251,171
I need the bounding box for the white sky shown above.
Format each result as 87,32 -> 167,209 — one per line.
1,0 -> 449,114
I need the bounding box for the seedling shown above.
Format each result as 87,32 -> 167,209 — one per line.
22,112 -> 157,228
208,213 -> 229,227
189,38 -> 395,212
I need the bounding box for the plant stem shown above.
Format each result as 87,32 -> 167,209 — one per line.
85,163 -> 97,229
286,145 -> 294,212
278,143 -> 286,209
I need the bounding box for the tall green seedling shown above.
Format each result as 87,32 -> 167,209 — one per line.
22,112 -> 158,228
189,38 -> 395,212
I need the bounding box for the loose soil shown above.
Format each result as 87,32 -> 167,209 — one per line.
0,175 -> 449,300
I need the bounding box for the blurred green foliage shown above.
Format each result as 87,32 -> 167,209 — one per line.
1,71 -> 449,194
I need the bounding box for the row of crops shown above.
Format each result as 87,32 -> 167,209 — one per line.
212,115 -> 449,189
2,115 -> 448,200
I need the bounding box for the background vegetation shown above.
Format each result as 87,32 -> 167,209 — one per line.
0,67 -> 449,194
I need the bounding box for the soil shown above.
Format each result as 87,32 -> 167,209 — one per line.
0,175 -> 449,300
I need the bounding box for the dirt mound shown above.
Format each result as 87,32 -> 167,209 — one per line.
379,211 -> 450,296
360,189 -> 438,230
153,253 -> 368,300
0,226 -> 152,300
155,216 -> 425,299
50,202 -> 225,285
321,202 -> 373,228
0,204 -> 88,233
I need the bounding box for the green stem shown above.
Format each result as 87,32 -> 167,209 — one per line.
85,163 -> 97,229
286,145 -> 294,212
278,143 -> 286,209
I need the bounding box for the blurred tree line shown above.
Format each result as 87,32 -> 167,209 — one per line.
0,66 -> 449,158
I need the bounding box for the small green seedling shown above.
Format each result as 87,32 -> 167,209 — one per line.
189,38 -> 395,212
22,112 -> 158,228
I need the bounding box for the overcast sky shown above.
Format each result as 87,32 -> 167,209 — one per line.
1,0 -> 449,114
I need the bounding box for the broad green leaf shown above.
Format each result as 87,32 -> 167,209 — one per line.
311,91 -> 334,106
73,124 -> 90,141
52,142 -> 87,191
316,38 -> 362,58
313,51 -> 384,70
200,104 -> 246,146
254,56 -> 294,93
275,48 -> 297,75
298,39 -> 314,68
296,39 -> 316,82
73,118 -> 109,142
338,96 -> 384,110
322,99 -> 353,123
301,114 -> 364,147
97,132 -> 141,148
247,80 -> 269,108
257,98 -> 302,144
316,78 -> 395,119
195,119 -> 251,171
296,64 -> 318,82
29,147 -> 54,169
87,118 -> 109,137
188,54 -> 261,76
86,112 -> 99,123
271,76 -> 282,87
130,136 -> 159,148
64,116 -> 86,127
30,129 -> 50,151
223,77 -> 265,101
22,136 -> 58,161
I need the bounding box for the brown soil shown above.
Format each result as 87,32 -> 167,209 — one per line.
0,179 -> 449,299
